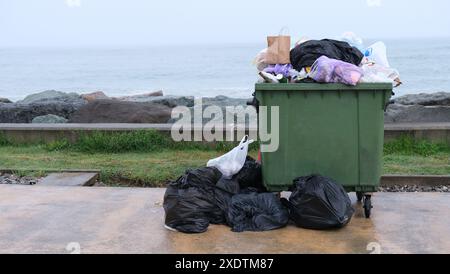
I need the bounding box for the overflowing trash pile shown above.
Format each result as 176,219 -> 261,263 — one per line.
163,136 -> 354,233
255,32 -> 402,87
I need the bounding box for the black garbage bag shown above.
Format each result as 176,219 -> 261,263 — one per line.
233,156 -> 266,192
163,167 -> 224,233
290,39 -> 364,71
283,175 -> 354,230
214,177 -> 240,214
227,192 -> 289,232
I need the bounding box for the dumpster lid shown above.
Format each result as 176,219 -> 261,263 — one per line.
255,83 -> 393,91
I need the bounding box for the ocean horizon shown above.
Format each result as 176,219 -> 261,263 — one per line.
1,38 -> 449,102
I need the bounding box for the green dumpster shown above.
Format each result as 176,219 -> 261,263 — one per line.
255,83 -> 393,196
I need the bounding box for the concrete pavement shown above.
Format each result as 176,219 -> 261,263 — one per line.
0,184 -> 449,254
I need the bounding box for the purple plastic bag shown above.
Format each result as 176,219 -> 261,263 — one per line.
263,64 -> 293,78
309,56 -> 363,86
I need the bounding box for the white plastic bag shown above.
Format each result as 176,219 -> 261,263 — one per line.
339,32 -> 364,53
359,63 -> 402,87
364,41 -> 390,67
206,135 -> 254,178
253,48 -> 268,71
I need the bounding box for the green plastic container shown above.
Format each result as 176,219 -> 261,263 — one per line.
255,83 -> 393,192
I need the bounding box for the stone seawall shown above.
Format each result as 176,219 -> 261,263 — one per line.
1,90 -> 449,124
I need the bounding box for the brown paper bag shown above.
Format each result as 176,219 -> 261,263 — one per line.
266,35 -> 291,64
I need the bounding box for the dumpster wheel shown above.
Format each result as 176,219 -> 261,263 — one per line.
363,195 -> 372,218
356,192 -> 364,203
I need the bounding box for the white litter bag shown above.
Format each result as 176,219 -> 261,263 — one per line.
364,41 -> 390,67
359,63 -> 402,87
207,135 -> 254,178
253,48 -> 268,71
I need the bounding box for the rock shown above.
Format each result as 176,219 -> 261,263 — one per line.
68,99 -> 172,123
81,91 -> 109,102
385,104 -> 450,123
0,173 -> 42,185
0,90 -> 87,123
379,185 -> 450,193
0,97 -> 12,103
17,90 -> 86,106
394,92 -> 450,106
384,104 -> 410,123
168,96 -> 256,125
32,114 -> 68,124
115,90 -> 163,102
149,90 -> 164,97
149,95 -> 194,108
117,94 -> 194,108
202,95 -> 249,108
0,102 -> 82,123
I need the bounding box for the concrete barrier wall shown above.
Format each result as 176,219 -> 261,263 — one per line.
1,123 -> 449,144
384,123 -> 450,144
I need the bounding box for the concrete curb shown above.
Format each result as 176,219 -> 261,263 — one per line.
381,175 -> 450,187
2,168 -> 449,187
0,168 -> 101,174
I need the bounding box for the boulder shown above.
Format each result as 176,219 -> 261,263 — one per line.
81,91 -> 109,102
394,92 -> 450,106
115,90 -> 163,102
385,104 -> 450,123
115,94 -> 246,108
148,95 -> 195,108
0,102 -> 81,123
17,90 -> 86,106
116,94 -> 194,108
0,98 -> 12,104
32,114 -> 68,124
202,95 -> 249,108
68,99 -> 172,123
384,104 -> 410,123
169,95 -> 256,126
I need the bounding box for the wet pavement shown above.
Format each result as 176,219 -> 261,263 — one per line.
0,185 -> 449,254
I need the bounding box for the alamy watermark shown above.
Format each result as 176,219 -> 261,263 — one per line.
367,242 -> 381,254
65,0 -> 82,8
66,242 -> 81,254
170,98 -> 280,152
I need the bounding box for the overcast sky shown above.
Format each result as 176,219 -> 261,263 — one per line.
1,0 -> 450,47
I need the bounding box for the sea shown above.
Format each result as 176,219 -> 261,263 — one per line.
1,38 -> 449,102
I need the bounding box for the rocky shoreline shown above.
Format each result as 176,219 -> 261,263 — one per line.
0,90 -> 449,124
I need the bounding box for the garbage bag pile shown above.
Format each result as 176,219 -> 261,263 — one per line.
164,158 -> 288,233
163,136 -> 354,233
255,32 -> 402,87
